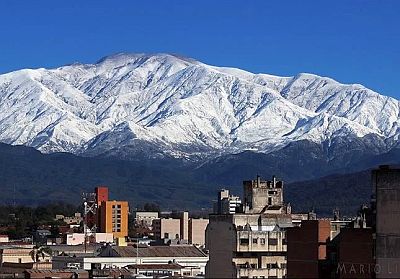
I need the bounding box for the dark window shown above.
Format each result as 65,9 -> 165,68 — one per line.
260,238 -> 265,245
252,238 -> 258,244
240,238 -> 249,245
269,238 -> 278,245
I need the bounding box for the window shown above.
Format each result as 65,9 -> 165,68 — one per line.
252,238 -> 258,244
269,238 -> 278,245
260,238 -> 265,245
268,197 -> 272,205
240,238 -> 249,245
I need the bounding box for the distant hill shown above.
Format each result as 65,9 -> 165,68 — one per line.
0,142 -> 385,216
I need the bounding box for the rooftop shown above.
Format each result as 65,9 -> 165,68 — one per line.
100,245 -> 207,258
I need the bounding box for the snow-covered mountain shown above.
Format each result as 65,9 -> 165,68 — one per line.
0,53 -> 399,159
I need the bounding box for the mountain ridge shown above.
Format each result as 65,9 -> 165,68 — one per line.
0,53 -> 398,160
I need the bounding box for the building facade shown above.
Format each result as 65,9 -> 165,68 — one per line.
216,189 -> 242,214
99,201 -> 129,238
152,212 -> 209,247
188,218 -> 209,247
286,220 -> 331,278
373,165 -> 400,278
206,176 -> 293,278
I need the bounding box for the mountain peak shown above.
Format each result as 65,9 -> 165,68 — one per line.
0,53 -> 398,158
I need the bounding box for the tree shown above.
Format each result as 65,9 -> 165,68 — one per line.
29,245 -> 52,263
143,203 -> 160,212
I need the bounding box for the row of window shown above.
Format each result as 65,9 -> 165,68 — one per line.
239,238 -> 279,245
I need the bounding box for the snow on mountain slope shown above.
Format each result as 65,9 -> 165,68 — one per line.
0,53 -> 398,157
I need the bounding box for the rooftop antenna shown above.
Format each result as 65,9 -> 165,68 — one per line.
82,191 -> 97,253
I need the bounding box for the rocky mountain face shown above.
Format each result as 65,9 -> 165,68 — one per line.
0,53 -> 399,212
0,53 -> 398,162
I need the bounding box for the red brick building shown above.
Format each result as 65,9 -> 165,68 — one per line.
287,220 -> 331,278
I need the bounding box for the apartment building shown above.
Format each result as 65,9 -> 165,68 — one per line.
206,176 -> 293,278
99,201 -> 129,239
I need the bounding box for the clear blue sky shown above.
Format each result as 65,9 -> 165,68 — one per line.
0,0 -> 399,98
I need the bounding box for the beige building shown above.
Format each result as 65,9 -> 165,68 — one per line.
66,233 -> 113,245
188,218 -> 209,247
0,235 -> 9,243
153,218 -> 181,240
206,176 -> 293,278
152,212 -> 209,247
0,247 -> 51,265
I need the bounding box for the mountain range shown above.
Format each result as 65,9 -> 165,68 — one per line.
0,53 -> 399,214
0,53 -> 398,159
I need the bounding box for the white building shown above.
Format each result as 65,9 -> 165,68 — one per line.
83,245 -> 208,276
66,233 -> 113,245
216,189 -> 242,214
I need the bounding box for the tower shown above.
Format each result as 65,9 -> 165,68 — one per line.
82,192 -> 97,250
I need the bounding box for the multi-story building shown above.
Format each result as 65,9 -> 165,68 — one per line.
206,176 -> 293,278
95,186 -> 109,207
188,218 -> 209,247
216,189 -> 242,214
152,212 -> 209,247
286,220 -> 331,278
99,200 -> 129,239
152,218 -> 181,240
95,186 -> 109,231
373,165 -> 400,278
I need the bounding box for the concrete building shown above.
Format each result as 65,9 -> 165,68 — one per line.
133,211 -> 159,227
83,245 -> 208,276
95,186 -> 109,207
216,189 -> 242,214
189,218 -> 209,247
153,218 -> 181,240
373,165 -> 400,278
66,233 -> 113,245
0,236 -> 9,243
206,176 -> 293,278
152,212 -> 209,247
99,200 -> 129,239
95,186 -> 109,232
328,228 -> 374,279
0,247 -> 51,265
243,175 -> 285,214
286,220 -> 331,278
